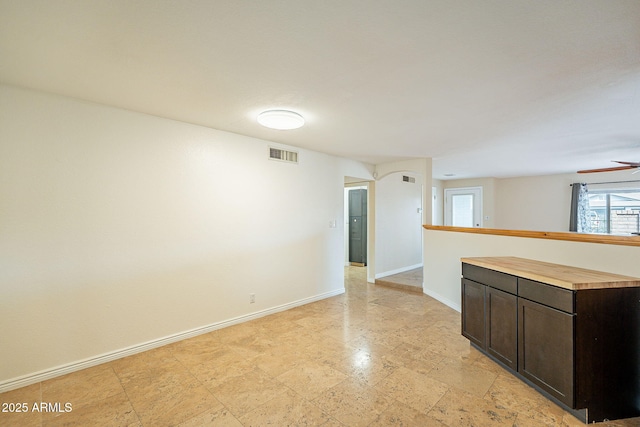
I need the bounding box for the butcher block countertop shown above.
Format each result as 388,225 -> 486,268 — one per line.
424,225 -> 640,247
461,256 -> 640,291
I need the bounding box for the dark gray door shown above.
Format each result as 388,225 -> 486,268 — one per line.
348,189 -> 367,264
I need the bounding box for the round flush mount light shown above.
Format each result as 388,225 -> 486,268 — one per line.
257,109 -> 305,130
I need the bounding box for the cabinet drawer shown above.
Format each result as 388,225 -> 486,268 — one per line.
462,263 -> 517,295
518,278 -> 574,313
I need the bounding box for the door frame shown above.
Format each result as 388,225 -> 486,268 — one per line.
444,186 -> 483,227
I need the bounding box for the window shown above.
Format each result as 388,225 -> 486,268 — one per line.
586,189 -> 640,234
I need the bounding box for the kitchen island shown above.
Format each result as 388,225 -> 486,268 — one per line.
461,256 -> 640,423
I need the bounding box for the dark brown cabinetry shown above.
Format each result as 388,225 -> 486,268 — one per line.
461,263 -> 518,370
461,260 -> 640,423
461,278 -> 485,348
518,297 -> 574,407
486,287 -> 517,370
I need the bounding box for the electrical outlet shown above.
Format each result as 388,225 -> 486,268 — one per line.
250,293 -> 255,304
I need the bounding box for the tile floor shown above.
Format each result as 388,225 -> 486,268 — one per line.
2,266 -> 639,426
375,268 -> 423,292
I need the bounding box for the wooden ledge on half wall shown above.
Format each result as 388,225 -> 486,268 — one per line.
423,225 -> 640,247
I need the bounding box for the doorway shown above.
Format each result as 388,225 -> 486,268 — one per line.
344,182 -> 373,283
444,187 -> 483,227
348,188 -> 367,266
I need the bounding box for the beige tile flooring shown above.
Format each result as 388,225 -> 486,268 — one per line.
2,266 -> 639,426
375,268 -> 423,292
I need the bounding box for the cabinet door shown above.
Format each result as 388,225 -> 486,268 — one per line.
486,287 -> 517,370
518,298 -> 575,407
461,278 -> 485,348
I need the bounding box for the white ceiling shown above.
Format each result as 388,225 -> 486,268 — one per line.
1,0 -> 639,179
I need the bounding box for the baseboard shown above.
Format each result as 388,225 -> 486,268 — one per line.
374,263 -> 423,279
0,287 -> 345,393
422,288 -> 461,312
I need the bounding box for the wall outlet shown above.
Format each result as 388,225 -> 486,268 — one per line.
249,293 -> 255,304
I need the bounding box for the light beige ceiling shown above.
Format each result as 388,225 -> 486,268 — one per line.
1,0 -> 639,179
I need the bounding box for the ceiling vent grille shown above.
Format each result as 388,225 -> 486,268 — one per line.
402,175 -> 416,183
269,147 -> 298,163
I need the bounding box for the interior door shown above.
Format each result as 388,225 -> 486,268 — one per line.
444,187 -> 482,227
348,189 -> 367,264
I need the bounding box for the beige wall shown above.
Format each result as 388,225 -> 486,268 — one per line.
442,170 -> 640,232
432,178 -> 443,226
494,174 -> 571,231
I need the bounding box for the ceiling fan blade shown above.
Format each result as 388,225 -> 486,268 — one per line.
577,165 -> 637,174
613,161 -> 640,167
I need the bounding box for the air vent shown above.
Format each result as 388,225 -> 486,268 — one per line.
269,147 -> 298,163
402,175 -> 416,183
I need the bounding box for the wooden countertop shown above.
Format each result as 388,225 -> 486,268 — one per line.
461,256 -> 640,290
424,225 -> 640,247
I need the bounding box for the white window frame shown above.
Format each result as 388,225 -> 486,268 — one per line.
586,187 -> 640,235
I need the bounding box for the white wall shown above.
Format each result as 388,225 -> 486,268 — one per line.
423,229 -> 640,311
375,172 -> 423,277
0,84 -> 372,389
375,158 -> 432,224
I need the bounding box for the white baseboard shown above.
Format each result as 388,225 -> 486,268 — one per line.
375,263 -> 423,279
0,288 -> 345,393
422,287 -> 461,312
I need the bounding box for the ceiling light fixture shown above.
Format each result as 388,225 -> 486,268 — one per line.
257,109 -> 305,130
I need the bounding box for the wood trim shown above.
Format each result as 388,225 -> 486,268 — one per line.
423,225 -> 640,247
